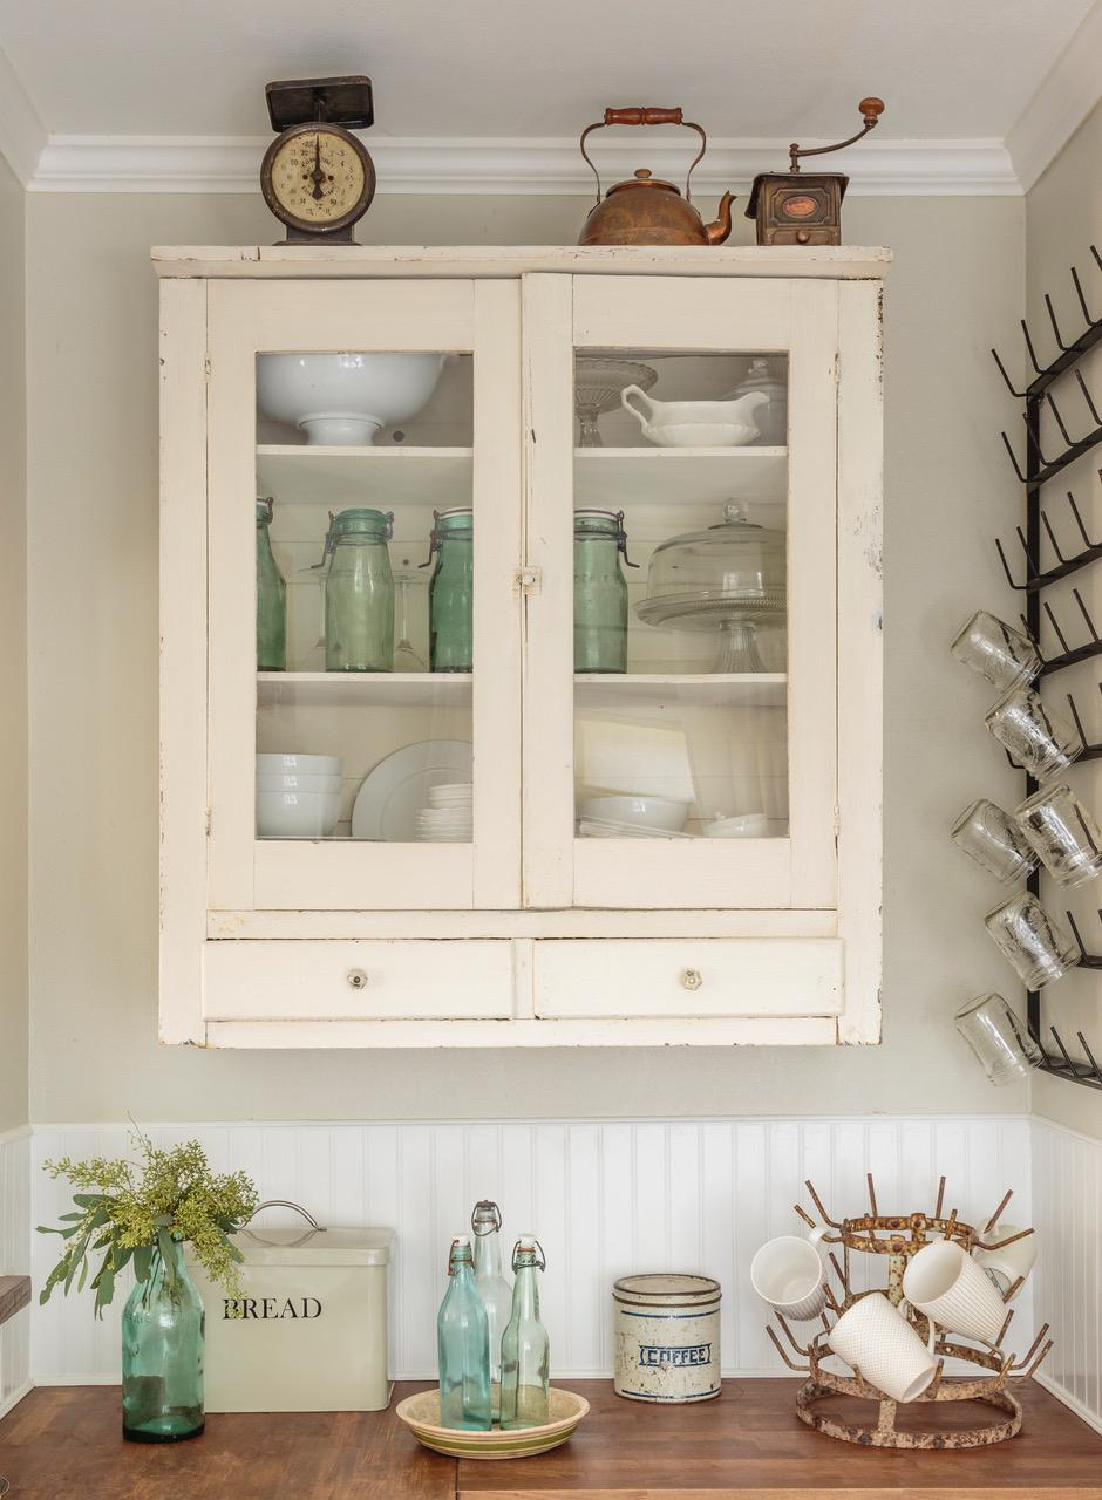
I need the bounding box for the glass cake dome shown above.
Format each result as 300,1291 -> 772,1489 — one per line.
636,503 -> 787,671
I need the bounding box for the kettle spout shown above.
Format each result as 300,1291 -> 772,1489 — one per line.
704,190 -> 735,245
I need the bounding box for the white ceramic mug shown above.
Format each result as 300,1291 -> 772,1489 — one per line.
902,1239 -> 1007,1343
828,1293 -> 937,1404
750,1231 -> 828,1322
973,1225 -> 1037,1298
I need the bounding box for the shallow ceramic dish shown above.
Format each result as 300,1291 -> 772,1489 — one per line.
577,817 -> 692,840
578,794 -> 690,833
257,352 -> 448,445
703,812 -> 769,838
395,1387 -> 590,1460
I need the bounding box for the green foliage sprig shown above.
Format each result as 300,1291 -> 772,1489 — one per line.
38,1128 -> 259,1316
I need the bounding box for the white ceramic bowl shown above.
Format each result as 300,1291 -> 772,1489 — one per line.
256,772 -> 342,794
703,812 -> 769,838
257,753 -> 343,776
257,353 -> 449,445
256,789 -> 342,839
578,795 -> 690,833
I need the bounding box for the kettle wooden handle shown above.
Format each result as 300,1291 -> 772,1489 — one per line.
579,109 -> 709,204
603,107 -> 683,127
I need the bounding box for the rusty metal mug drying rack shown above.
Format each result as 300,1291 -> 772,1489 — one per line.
765,1175 -> 1052,1449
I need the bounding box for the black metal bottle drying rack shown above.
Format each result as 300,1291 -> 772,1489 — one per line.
992,243 -> 1102,1092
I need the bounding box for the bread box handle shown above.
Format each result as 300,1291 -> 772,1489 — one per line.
248,1199 -> 325,1232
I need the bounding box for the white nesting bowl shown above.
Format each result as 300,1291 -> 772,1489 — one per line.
256,789 -> 342,839
256,771 -> 342,794
703,812 -> 769,839
257,353 -> 449,445
257,753 -> 343,777
578,794 -> 690,833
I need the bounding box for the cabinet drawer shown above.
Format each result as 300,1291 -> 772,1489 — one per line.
532,939 -> 843,1019
203,940 -> 514,1021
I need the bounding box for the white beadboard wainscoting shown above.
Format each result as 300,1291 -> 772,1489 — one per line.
1032,1118 -> 1102,1433
0,1127 -> 31,1417
29,1116 -> 1035,1386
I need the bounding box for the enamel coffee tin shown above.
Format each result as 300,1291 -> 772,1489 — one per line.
612,1274 -> 722,1402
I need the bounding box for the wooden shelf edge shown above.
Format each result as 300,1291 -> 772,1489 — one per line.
0,1275 -> 31,1326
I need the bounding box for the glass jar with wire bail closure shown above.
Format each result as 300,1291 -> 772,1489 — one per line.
423,508 -> 473,673
574,509 -> 636,673
324,507 -> 395,673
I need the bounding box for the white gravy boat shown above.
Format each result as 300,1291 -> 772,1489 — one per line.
621,386 -> 769,448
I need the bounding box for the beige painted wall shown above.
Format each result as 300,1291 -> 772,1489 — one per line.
0,153 -> 28,1133
1026,102 -> 1102,1140
26,189 -> 1027,1121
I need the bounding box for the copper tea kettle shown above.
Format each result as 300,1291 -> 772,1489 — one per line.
578,107 -> 734,247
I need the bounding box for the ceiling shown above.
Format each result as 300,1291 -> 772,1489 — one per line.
0,0 -> 1099,192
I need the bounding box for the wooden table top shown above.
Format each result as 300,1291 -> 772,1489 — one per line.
1,1380 -> 1100,1499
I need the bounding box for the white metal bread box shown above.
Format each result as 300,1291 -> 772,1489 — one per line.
187,1209 -> 394,1413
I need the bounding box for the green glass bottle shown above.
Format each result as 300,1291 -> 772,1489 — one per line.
325,508 -> 395,673
573,509 -> 633,673
500,1236 -> 550,1430
256,497 -> 287,671
472,1200 -> 513,1423
121,1239 -> 205,1443
425,508 -> 473,673
437,1234 -> 492,1432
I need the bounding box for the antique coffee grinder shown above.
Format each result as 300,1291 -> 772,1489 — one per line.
746,97 -> 884,246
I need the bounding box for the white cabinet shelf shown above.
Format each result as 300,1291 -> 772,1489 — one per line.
257,671 -> 471,708
573,448 -> 787,508
256,446 -> 472,508
575,673 -> 787,709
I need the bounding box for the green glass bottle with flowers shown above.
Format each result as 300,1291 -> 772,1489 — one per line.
39,1130 -> 258,1443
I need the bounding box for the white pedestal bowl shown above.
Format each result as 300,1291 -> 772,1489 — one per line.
258,352 -> 449,445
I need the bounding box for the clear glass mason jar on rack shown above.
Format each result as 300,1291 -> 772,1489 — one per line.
573,509 -> 633,674
424,507 -> 474,673
324,507 -> 395,673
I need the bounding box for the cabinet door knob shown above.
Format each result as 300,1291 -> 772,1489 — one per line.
347,969 -> 369,990
680,968 -> 703,991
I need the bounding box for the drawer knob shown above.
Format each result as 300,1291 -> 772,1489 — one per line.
347,969 -> 369,990
680,968 -> 703,992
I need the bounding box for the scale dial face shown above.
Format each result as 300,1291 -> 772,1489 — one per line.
260,122 -> 376,238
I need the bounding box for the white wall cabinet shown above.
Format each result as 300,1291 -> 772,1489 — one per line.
155,245 -> 886,1049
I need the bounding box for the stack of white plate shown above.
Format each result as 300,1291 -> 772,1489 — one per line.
413,782 -> 473,843
577,817 -> 692,840
257,753 -> 343,838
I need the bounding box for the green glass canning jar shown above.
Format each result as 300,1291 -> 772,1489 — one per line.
256,498 -> 287,671
325,508 -> 395,672
573,509 -> 634,673
425,508 -> 473,673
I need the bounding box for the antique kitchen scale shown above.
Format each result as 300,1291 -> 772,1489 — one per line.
746,96 -> 885,245
260,75 -> 377,243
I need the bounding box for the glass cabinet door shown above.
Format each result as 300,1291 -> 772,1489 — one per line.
522,274 -> 839,911
206,280 -> 522,911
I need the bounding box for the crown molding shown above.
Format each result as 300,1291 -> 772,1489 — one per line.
0,40 -> 46,186
1007,0 -> 1102,193
29,132 -> 1021,196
